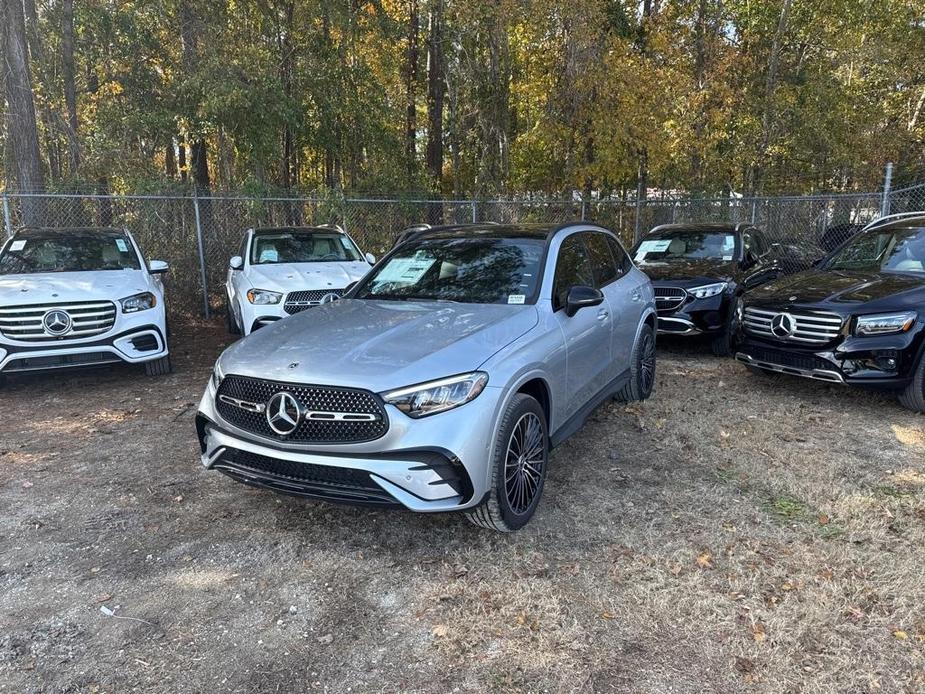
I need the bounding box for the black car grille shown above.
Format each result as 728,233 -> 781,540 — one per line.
3,351 -> 121,373
284,289 -> 344,315
653,286 -> 687,312
213,448 -> 397,506
743,346 -> 834,373
215,375 -> 388,443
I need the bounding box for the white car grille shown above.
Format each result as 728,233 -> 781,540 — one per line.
743,307 -> 844,344
0,301 -> 117,342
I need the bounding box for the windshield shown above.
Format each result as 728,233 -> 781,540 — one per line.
634,231 -> 737,263
0,233 -> 141,274
251,231 -> 363,264
826,226 -> 925,274
353,236 -> 545,304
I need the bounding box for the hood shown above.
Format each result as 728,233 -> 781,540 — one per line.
0,270 -> 151,304
220,299 -> 539,391
748,269 -> 925,311
246,262 -> 371,292
637,258 -> 739,286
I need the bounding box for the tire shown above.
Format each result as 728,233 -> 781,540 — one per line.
615,323 -> 656,402
465,394 -> 549,532
898,353 -> 925,413
226,298 -> 241,335
144,354 -> 173,377
710,300 -> 737,357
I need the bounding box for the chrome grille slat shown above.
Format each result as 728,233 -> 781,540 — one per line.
0,300 -> 117,342
284,289 -> 345,315
743,307 -> 843,344
653,286 -> 687,312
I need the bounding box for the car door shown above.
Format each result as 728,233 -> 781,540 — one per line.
585,231 -> 640,375
551,233 -> 613,414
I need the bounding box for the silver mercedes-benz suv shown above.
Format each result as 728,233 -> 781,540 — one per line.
197,223 -> 656,531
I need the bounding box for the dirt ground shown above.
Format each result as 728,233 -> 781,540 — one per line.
1,322 -> 923,693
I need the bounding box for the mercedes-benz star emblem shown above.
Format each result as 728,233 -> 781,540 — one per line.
42,309 -> 72,336
320,292 -> 340,304
770,312 -> 796,339
266,392 -> 301,435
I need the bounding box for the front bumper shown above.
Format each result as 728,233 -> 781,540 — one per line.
736,328 -> 925,389
655,290 -> 730,336
196,378 -> 506,512
0,323 -> 168,374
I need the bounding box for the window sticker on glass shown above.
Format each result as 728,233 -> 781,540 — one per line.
259,247 -> 279,263
9,240 -> 27,252
115,238 -> 129,252
374,256 -> 436,284
634,239 -> 670,260
507,294 -> 526,305
340,236 -> 352,249
722,255 -> 733,261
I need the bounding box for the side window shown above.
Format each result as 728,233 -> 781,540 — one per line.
606,235 -> 633,275
552,234 -> 595,311
584,232 -> 619,288
239,235 -> 249,262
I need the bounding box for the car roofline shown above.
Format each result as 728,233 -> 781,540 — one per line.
862,211 -> 925,232
646,222 -> 754,237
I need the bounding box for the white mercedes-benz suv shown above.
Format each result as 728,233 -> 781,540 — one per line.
0,227 -> 171,379
226,226 -> 375,335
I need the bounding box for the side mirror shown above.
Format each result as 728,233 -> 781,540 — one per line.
565,285 -> 604,317
365,252 -> 376,265
230,256 -> 244,270
149,260 -> 169,274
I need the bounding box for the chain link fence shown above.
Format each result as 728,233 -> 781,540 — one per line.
1,184 -> 919,318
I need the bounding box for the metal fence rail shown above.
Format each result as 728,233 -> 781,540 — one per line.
1,184 -> 922,318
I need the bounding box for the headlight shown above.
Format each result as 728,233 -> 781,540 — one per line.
247,289 -> 282,305
381,372 -> 488,418
688,282 -> 727,299
854,312 -> 917,336
211,363 -> 223,390
120,292 -> 157,313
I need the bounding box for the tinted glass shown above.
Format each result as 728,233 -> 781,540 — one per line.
826,226 -> 925,274
585,232 -> 618,287
354,236 -> 544,304
0,233 -> 141,274
553,235 -> 595,310
252,231 -> 362,264
607,236 -> 633,274
634,230 -> 737,263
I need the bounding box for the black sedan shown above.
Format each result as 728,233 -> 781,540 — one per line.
633,223 -> 793,356
736,212 -> 925,412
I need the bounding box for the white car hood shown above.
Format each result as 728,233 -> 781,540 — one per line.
246,262 -> 371,292
0,270 -> 151,304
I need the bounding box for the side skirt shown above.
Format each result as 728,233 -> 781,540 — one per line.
549,369 -> 630,448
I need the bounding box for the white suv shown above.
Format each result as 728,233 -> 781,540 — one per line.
226,226 -> 375,335
0,227 -> 171,379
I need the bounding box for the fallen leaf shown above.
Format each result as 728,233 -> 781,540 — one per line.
696,552 -> 713,569
431,625 -> 448,638
316,633 -> 334,645
752,622 -> 767,642
94,593 -> 113,603
818,514 -> 830,525
893,630 -> 908,641
601,612 -> 615,620
735,656 -> 755,674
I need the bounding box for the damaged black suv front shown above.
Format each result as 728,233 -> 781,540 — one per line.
736,213 -> 925,411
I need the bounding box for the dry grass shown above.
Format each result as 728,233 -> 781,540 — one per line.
0,325 -> 923,693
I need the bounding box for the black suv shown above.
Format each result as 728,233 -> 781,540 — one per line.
736,212 -> 925,412
633,223 -> 791,356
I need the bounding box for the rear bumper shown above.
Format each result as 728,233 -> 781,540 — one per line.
0,324 -> 168,374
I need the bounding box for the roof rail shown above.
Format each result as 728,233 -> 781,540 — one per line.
862,211 -> 925,231
319,223 -> 346,233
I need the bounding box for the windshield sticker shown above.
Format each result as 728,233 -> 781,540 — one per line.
374,257 -> 436,284
115,238 -> 129,252
722,254 -> 733,261
9,240 -> 26,252
635,239 -> 670,259
340,236 -> 352,249
507,294 -> 526,305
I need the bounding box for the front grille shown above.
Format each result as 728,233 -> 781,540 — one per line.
0,301 -> 117,342
215,375 -> 388,443
654,286 -> 687,312
284,289 -> 344,315
3,351 -> 121,373
742,346 -> 834,373
214,448 -> 397,506
743,307 -> 843,344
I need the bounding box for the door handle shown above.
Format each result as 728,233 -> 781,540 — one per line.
631,288 -> 641,302
596,309 -> 609,321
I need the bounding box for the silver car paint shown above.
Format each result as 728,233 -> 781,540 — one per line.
199,224 -> 655,512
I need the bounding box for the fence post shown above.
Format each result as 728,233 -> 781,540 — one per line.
1,193 -> 11,237
750,200 -> 757,224
633,196 -> 644,244
470,200 -> 477,223
881,162 -> 894,217
580,199 -> 587,221
192,195 -> 211,319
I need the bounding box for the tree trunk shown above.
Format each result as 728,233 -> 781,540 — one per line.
62,0 -> 80,174
2,0 -> 45,223
404,0 -> 420,174
634,150 -> 648,244
425,0 -> 444,190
